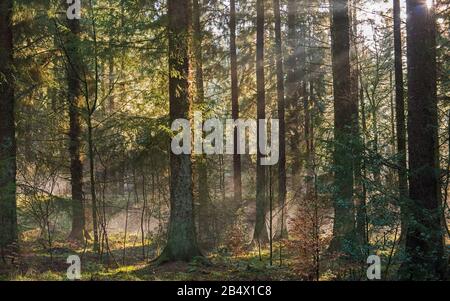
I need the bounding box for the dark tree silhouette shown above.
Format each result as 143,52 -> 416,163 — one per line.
393,0 -> 408,244
230,0 -> 242,205
400,0 -> 446,280
329,0 -> 357,254
63,2 -> 86,242
0,0 -> 17,257
272,0 -> 287,243
253,0 -> 269,244
192,0 -> 211,248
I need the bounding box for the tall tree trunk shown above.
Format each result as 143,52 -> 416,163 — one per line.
351,0 -> 367,255
192,0 -> 210,249
281,0 -> 298,238
0,0 -> 18,258
286,0 -> 301,185
329,0 -> 357,254
158,0 -> 201,262
272,0 -> 287,240
393,0 -> 408,244
230,0 -> 242,206
64,5 -> 86,242
86,0 -> 100,252
253,0 -> 269,244
400,0 -> 446,280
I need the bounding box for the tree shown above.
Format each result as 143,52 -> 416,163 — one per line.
272,0 -> 287,243
400,0 -> 446,280
64,2 -> 86,242
230,0 -> 242,205
86,0 -> 101,252
253,0 -> 269,244
350,0 -> 367,252
157,0 -> 201,262
192,0 -> 210,248
0,0 -> 18,258
280,0 -> 299,239
287,0 -> 303,184
393,0 -> 408,244
329,0 -> 357,254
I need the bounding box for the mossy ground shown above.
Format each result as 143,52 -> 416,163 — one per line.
2,231 -> 448,281
0,233 -> 299,281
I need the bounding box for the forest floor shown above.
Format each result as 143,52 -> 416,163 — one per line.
2,231 -> 449,281
0,233 -> 302,281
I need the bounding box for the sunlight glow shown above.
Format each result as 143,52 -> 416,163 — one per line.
426,0 -> 433,9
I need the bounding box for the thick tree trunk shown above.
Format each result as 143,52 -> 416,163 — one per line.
192,0 -> 210,249
230,0 -> 242,206
158,0 -> 201,262
64,10 -> 86,242
400,0 -> 446,280
280,0 -> 298,238
393,0 -> 408,244
272,0 -> 287,240
253,0 -> 269,244
329,0 -> 357,254
0,0 -> 18,257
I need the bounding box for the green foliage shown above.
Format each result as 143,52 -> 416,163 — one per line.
3,0 -> 449,281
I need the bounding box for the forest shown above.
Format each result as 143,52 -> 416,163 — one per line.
0,0 -> 449,281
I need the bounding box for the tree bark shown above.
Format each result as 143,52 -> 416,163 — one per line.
329,0 -> 357,254
0,0 -> 18,257
287,1 -> 303,182
158,0 -> 201,262
305,84 -> 313,203
192,0 -> 210,249
253,0 -> 269,244
393,0 -> 408,244
86,0 -> 100,252
272,0 -> 287,240
400,0 -> 446,280
351,0 -> 368,255
230,0 -> 242,206
280,0 -> 298,239
64,5 -> 86,242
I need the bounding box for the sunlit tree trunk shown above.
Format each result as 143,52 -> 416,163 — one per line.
393,0 -> 408,244
158,0 -> 201,262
